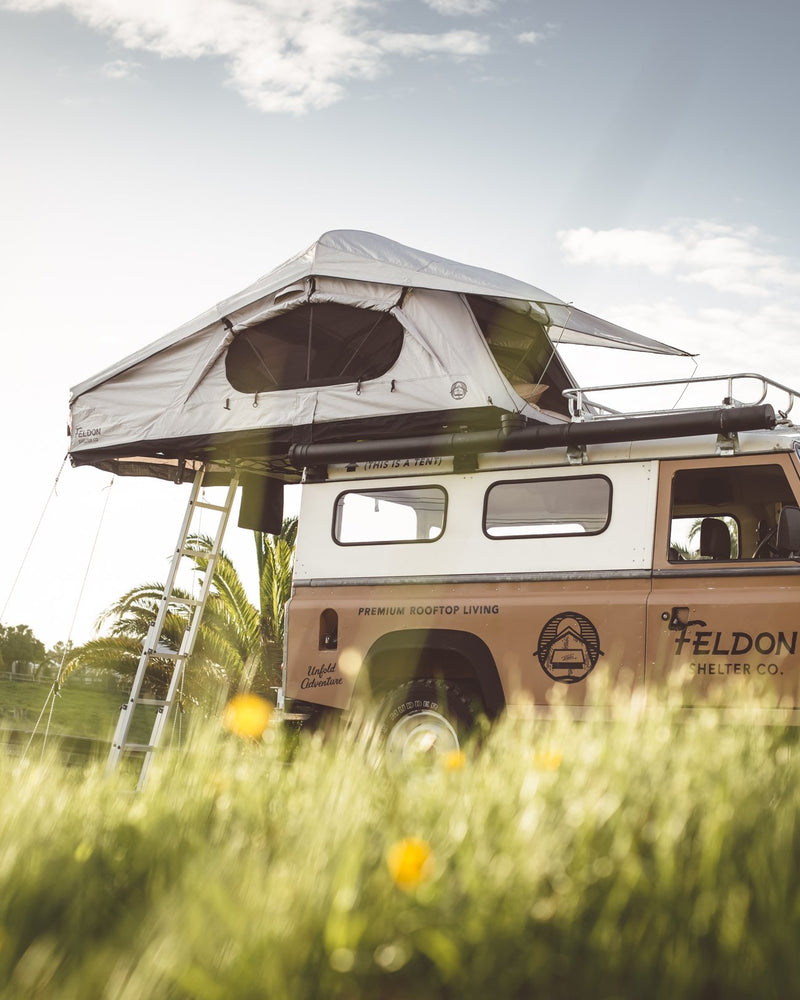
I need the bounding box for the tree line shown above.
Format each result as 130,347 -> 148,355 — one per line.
0,624 -> 47,674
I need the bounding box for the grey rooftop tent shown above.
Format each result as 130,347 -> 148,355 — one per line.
68,230 -> 690,484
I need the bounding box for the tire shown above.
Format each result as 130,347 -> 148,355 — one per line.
377,678 -> 476,768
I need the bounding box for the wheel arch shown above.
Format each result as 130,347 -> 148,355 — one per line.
357,628 -> 505,719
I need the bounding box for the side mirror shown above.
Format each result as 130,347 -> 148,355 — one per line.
776,505 -> 800,558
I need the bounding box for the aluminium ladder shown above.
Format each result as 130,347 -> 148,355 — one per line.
106,464 -> 240,789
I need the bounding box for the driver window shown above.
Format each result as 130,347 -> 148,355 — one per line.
668,464 -> 796,562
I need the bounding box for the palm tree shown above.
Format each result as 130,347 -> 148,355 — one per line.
255,516 -> 299,687
63,518 -> 298,706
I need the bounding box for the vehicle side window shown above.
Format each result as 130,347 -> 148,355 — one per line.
333,486 -> 446,545
483,476 -> 611,538
668,464 -> 795,561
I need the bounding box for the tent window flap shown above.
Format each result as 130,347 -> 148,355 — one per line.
225,302 -> 404,393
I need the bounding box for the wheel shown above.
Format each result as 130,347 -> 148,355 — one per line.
378,679 -> 475,768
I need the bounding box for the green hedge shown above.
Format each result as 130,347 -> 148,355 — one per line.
1,690 -> 799,998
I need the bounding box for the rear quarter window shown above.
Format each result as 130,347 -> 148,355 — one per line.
483,475 -> 612,538
333,486 -> 447,545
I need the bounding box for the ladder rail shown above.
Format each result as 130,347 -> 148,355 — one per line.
136,475 -> 240,789
106,466 -> 240,788
147,470 -> 209,651
106,468 -> 208,771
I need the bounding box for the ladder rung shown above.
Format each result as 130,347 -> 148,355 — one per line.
164,594 -> 202,607
118,743 -> 157,753
146,647 -> 181,659
135,698 -> 170,707
194,500 -> 229,512
178,547 -> 209,558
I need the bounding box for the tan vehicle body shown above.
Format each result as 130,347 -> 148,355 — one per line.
282,397 -> 800,738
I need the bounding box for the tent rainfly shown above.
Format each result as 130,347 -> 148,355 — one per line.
68,230 -> 690,487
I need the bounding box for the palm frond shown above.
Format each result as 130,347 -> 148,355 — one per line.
82,516 -> 297,704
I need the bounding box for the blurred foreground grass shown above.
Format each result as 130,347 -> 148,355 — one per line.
1,685 -> 799,999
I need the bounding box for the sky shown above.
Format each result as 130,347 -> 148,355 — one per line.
1,0 -> 800,650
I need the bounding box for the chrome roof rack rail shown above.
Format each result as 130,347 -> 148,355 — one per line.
564,373 -> 800,422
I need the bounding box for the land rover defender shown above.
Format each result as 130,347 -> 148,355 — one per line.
281,374 -> 800,760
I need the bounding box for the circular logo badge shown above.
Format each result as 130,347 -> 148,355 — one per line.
536,611 -> 602,684
450,381 -> 468,400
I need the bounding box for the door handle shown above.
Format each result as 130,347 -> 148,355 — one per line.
662,606 -> 707,632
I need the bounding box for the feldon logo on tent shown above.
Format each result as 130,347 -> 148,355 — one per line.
75,426 -> 102,443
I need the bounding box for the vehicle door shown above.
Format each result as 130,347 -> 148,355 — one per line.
646,453 -> 800,709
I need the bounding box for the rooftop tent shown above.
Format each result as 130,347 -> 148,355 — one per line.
68,230 -> 690,484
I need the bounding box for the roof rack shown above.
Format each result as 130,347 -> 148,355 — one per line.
564,373 -> 800,423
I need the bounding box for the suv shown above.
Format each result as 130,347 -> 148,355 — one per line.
280,373 -> 800,759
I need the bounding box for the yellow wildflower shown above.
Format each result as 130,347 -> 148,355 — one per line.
386,837 -> 434,891
443,749 -> 466,771
223,693 -> 272,740
533,749 -> 563,772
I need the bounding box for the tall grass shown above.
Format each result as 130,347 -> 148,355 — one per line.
1,684 -> 799,999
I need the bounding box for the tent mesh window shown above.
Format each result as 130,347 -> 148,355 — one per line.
467,296 -> 572,416
225,303 -> 404,393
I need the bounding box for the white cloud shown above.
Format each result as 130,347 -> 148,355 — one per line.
604,298 -> 800,383
0,0 -> 492,113
376,29 -> 489,57
100,58 -> 140,79
423,0 -> 497,13
556,293 -> 800,415
558,221 -> 800,298
517,22 -> 557,45
555,221 -> 800,391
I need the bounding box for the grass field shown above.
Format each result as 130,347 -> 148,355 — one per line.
1,682 -> 799,999
0,680 -> 124,738
0,679 -> 165,760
